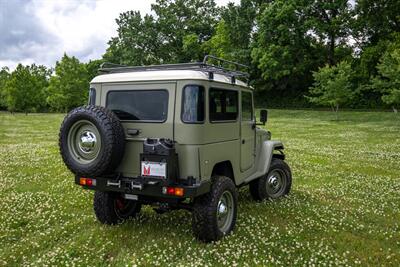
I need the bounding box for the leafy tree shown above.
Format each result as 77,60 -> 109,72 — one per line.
3,64 -> 50,113
352,1 -> 400,108
308,0 -> 354,65
372,49 -> 400,112
104,0 -> 219,65
153,0 -> 219,62
355,0 -> 400,46
353,0 -> 400,83
47,54 -> 89,112
205,0 -> 257,64
252,0 -> 323,104
307,61 -> 355,119
86,59 -> 105,81
103,12 -> 161,65
182,33 -> 204,62
0,67 -> 10,110
203,20 -> 231,59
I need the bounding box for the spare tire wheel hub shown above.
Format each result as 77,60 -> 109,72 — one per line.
79,131 -> 97,153
67,120 -> 101,163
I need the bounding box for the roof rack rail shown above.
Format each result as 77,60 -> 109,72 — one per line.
98,55 -> 250,84
100,62 -> 127,68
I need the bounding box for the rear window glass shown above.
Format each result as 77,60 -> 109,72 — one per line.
106,90 -> 168,121
209,88 -> 238,121
182,85 -> 205,123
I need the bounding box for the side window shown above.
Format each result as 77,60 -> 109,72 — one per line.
182,85 -> 205,123
209,88 -> 238,122
241,91 -> 253,121
88,88 -> 96,105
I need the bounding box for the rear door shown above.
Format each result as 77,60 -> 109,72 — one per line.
240,90 -> 255,171
101,82 -> 176,177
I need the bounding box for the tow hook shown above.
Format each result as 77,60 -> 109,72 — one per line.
131,182 -> 143,190
106,180 -> 121,188
131,180 -> 159,191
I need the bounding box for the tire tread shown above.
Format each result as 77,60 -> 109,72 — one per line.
192,176 -> 237,242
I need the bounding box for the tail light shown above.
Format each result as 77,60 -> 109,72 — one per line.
162,186 -> 184,197
79,177 -> 96,186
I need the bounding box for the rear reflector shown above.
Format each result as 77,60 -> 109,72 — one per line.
79,177 -> 96,186
162,186 -> 184,197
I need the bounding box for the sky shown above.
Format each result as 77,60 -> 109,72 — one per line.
0,0 -> 240,70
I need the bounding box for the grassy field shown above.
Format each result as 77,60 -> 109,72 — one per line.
0,110 -> 399,266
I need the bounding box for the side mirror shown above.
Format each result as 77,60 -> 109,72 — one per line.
260,109 -> 268,125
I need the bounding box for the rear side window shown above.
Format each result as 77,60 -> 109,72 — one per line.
107,90 -> 168,122
209,88 -> 238,122
181,85 -> 205,123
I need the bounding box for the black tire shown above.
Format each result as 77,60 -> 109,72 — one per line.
250,158 -> 292,201
59,105 -> 125,177
192,176 -> 238,242
93,191 -> 141,225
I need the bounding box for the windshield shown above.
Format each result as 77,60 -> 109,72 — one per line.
106,90 -> 168,122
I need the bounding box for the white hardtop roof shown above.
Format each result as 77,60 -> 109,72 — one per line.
91,69 -> 249,88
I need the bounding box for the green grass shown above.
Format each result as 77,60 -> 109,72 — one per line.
0,110 -> 399,266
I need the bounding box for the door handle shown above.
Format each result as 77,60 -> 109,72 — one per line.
242,139 -> 245,144
127,129 -> 141,136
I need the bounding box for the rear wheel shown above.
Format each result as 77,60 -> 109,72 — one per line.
192,176 -> 237,242
249,158 -> 292,201
94,191 -> 141,225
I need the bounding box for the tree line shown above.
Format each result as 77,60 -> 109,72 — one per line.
0,0 -> 399,113
0,56 -> 103,113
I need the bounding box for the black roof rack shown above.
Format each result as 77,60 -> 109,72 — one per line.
99,55 -> 249,84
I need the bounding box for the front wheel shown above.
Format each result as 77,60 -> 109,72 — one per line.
192,176 -> 238,242
249,158 -> 292,201
94,191 -> 141,225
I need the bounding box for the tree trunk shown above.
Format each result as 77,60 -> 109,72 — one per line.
328,8 -> 338,66
328,33 -> 335,66
335,104 -> 339,121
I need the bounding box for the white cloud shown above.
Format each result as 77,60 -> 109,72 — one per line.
0,0 -> 240,70
31,0 -> 156,65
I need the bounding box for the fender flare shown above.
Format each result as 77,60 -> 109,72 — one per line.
244,140 -> 285,184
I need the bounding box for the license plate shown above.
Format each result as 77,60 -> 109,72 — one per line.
141,161 -> 166,178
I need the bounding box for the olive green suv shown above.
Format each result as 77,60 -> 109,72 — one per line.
59,56 -> 292,242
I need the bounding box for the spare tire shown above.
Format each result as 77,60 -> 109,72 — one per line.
59,105 -> 125,177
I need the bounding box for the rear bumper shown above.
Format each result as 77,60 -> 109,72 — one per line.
75,175 -> 210,199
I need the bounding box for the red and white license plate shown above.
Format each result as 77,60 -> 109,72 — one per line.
141,161 -> 166,178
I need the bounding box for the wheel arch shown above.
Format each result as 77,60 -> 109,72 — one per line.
266,142 -> 286,172
211,160 -> 235,184
243,140 -> 286,184
272,145 -> 285,160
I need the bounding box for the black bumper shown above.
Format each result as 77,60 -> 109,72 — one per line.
75,175 -> 211,199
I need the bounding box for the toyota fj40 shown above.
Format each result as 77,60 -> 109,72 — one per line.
59,56 -> 292,242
